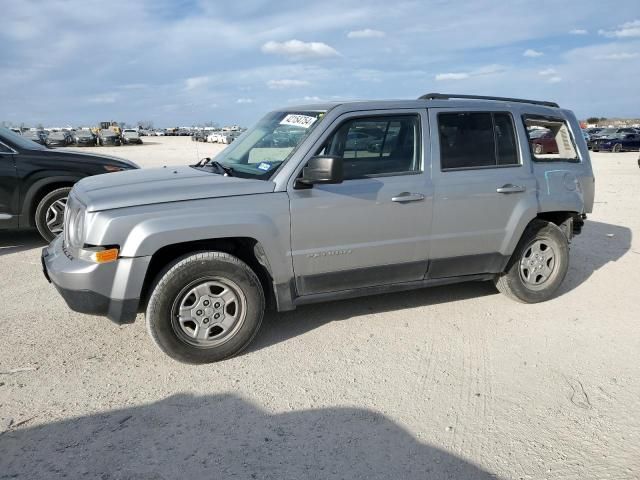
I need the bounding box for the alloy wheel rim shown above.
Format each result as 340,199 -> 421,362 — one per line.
519,240 -> 557,290
171,277 -> 247,347
45,197 -> 67,235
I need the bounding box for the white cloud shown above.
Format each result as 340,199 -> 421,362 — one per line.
599,20 -> 640,38
435,72 -> 469,81
267,79 -> 311,89
538,68 -> 557,76
236,98 -> 253,104
435,64 -> 505,81
261,39 -> 339,58
569,29 -> 588,35
184,76 -> 210,90
523,49 -> 544,57
347,29 -> 385,39
595,52 -> 638,60
547,76 -> 562,83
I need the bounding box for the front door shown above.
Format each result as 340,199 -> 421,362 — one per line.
0,142 -> 19,228
288,110 -> 433,296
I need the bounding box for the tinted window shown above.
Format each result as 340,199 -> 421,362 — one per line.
0,142 -> 14,153
494,113 -> 519,165
438,112 -> 518,170
317,115 -> 420,180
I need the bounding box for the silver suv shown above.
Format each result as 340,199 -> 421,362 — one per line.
42,94 -> 595,363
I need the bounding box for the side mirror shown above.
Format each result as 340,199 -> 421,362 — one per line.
297,155 -> 343,186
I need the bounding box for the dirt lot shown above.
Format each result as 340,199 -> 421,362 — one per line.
1,137 -> 639,479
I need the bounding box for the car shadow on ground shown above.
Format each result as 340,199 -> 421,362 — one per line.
0,229 -> 46,257
0,393 -> 497,479
253,219 -> 631,354
559,219 -> 632,294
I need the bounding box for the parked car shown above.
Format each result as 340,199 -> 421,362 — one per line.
591,127 -> 637,139
98,129 -> 122,146
591,132 -> 640,152
192,130 -> 208,142
581,130 -> 592,149
45,131 -> 73,147
42,94 -> 594,363
74,130 -> 97,146
122,129 -> 143,145
22,130 -> 48,145
528,128 -> 558,154
0,127 -> 138,241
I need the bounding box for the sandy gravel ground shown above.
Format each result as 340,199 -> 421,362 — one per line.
0,137 -> 639,479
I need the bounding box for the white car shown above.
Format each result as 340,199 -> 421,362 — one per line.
122,129 -> 143,145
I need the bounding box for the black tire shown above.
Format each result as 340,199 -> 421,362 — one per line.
146,251 -> 265,364
494,220 -> 569,303
34,187 -> 72,242
612,143 -> 622,153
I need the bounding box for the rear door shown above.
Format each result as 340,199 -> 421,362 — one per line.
427,108 -> 537,277
288,110 -> 433,295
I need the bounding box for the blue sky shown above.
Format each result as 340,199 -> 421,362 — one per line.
2,0 -> 639,127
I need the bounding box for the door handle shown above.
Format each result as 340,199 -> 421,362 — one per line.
496,184 -> 526,194
392,192 -> 425,203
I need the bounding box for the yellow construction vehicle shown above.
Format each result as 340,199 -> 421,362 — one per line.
92,121 -> 122,136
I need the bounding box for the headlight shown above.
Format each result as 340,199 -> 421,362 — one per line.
64,195 -> 86,249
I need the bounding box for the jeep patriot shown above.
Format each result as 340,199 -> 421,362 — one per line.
42,93 -> 595,363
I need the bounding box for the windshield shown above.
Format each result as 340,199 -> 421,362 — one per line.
207,110 -> 325,179
0,127 -> 47,150
528,129 -> 549,138
598,128 -> 617,135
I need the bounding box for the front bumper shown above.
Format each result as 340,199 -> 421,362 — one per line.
41,235 -> 151,324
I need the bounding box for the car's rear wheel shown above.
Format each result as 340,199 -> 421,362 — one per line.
494,220 -> 569,303
146,251 -> 265,364
35,187 -> 72,242
612,143 -> 622,153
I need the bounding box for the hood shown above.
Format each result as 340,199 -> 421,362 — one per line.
40,149 -> 138,168
73,165 -> 276,212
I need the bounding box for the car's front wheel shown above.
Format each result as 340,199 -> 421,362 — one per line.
494,220 -> 569,303
34,187 -> 72,242
612,143 -> 622,153
146,251 -> 265,364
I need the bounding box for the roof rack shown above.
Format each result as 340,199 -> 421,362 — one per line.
419,93 -> 559,108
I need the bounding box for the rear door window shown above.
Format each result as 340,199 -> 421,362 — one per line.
438,112 -> 519,170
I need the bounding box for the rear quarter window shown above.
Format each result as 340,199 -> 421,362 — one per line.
523,115 -> 579,162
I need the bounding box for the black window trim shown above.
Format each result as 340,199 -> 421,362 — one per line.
521,113 -> 581,164
438,110 -> 522,172
317,112 -> 424,181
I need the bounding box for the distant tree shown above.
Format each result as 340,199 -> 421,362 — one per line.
586,117 -> 600,124
137,120 -> 154,130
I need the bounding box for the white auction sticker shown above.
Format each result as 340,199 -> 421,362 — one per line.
280,114 -> 317,129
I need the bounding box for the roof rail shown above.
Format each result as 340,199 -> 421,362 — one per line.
419,93 -> 559,108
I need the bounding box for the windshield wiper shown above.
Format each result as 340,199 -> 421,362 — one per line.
194,157 -> 234,176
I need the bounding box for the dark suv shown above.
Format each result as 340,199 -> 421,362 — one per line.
0,127 -> 138,241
